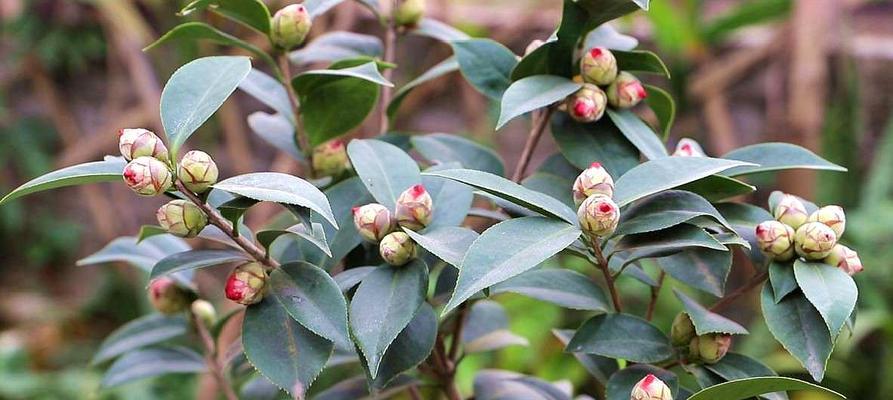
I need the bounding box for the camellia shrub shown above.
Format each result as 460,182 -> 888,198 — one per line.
2,0 -> 861,399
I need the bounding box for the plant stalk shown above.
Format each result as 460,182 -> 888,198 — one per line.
278,53 -> 312,160
378,4 -> 398,135
589,235 -> 623,312
645,270 -> 666,321
511,107 -> 555,183
709,270 -> 769,311
193,313 -> 238,400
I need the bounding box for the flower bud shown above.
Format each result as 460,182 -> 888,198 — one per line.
824,244 -> 863,276
607,71 -> 647,109
755,220 -> 796,261
572,162 -> 614,206
794,222 -> 837,260
353,203 -> 396,242
123,156 -> 172,196
688,334 -> 731,364
379,231 -> 417,266
395,184 -> 434,231
672,138 -> 706,157
580,47 -> 618,86
118,128 -> 168,161
805,205 -> 846,238
271,4 -> 312,50
524,39 -> 545,56
156,200 -> 208,238
394,0 -> 425,27
178,150 -> 218,194
190,299 -> 216,327
773,194 -> 809,229
670,313 -> 696,347
225,262 -> 267,305
312,139 -> 350,177
148,277 -> 193,315
630,374 -> 673,400
565,83 -> 607,123
578,194 -> 619,237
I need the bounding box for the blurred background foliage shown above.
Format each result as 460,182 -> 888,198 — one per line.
1,0 -> 892,398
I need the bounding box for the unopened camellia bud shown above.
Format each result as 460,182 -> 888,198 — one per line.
773,194 -> 809,229
312,139 -> 350,177
580,47 -> 618,86
565,83 -> 607,123
524,39 -> 545,56
607,71 -> 647,109
578,194 -> 619,237
118,128 -> 168,161
630,374 -> 673,400
689,334 -> 731,364
805,205 -> 846,238
394,0 -> 425,27
156,200 -> 208,238
225,262 -> 267,305
353,203 -> 396,242
670,313 -> 696,347
123,156 -> 172,196
755,220 -> 795,261
824,244 -> 863,276
271,4 -> 312,50
379,231 -> 417,266
148,277 -> 193,315
395,184 -> 434,231
178,150 -> 218,194
794,222 -> 837,260
573,162 -> 614,205
672,138 -> 706,157
190,299 -> 216,327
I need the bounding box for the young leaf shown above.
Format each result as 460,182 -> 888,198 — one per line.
239,69 -> 295,124
496,75 -> 581,129
768,261 -> 798,303
644,84 -> 675,139
461,301 -> 529,353
145,23 -> 276,71
760,285 -> 833,381
721,143 -> 847,177
92,314 -> 189,365
450,39 -> 518,100
347,139 -> 421,210
369,303 -> 437,389
101,347 -> 205,387
566,313 -> 674,363
550,113 -> 640,177
491,269 -> 610,311
606,109 -> 668,160
613,50 -> 671,77
793,260 -> 858,336
403,226 -> 478,269
687,377 -> 844,400
180,0 -> 271,34
389,58 -> 460,119
615,190 -> 733,236
149,249 -> 249,282
613,157 -> 756,207
412,18 -> 470,43
270,262 -> 350,349
213,172 -> 337,228
674,289 -> 748,335
411,133 -> 505,176
290,31 -> 382,65
584,23 -> 639,51
552,330 -> 619,383
1,157 -> 126,205
606,365 -> 679,400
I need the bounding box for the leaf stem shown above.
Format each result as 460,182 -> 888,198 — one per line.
193,312 -> 238,400
589,234 -> 623,312
511,107 -> 555,183
278,53 -> 312,160
709,270 -> 769,311
447,302 -> 469,360
378,5 -> 398,135
645,270 -> 666,321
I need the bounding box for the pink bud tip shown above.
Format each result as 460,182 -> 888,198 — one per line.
590,162 -> 602,168
352,206 -> 360,215
756,225 -> 766,234
641,374 -> 656,389
329,140 -> 345,149
409,184 -> 426,197
589,48 -> 603,58
598,203 -> 613,213
123,169 -> 137,184
573,101 -> 591,117
117,129 -> 124,138
681,143 -> 691,151
638,85 -> 648,99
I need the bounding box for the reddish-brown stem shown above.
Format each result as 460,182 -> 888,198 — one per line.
589,235 -> 623,312
709,270 -> 769,311
193,313 -> 238,400
431,334 -> 463,400
378,7 -> 398,135
645,271 -> 666,321
447,302 -> 469,361
278,53 -> 311,159
511,107 -> 555,183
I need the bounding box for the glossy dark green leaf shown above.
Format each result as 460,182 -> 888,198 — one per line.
461,301 -> 529,353
550,113 -> 640,178
314,375 -> 418,400
615,224 -> 727,254
760,286 -> 832,381
768,261 -> 798,303
369,303 -> 437,388
347,139 -> 421,210
793,260 -> 858,336
145,22 -> 276,70
677,175 -> 755,202
101,347 -> 205,387
552,329 -> 618,383
687,377 -> 844,400
1,157 -> 126,205
149,249 -> 249,282
613,157 -> 755,207
613,50 -> 670,77
496,75 -> 581,129
657,247 -> 732,297
674,289 -> 748,335
422,164 -> 474,228
270,262 -> 350,349
92,314 -> 188,365
257,223 -> 331,257
474,370 -> 571,400
388,58 -> 460,119
615,190 -> 733,236
412,18 -> 470,42
566,313 -> 673,363
705,353 -> 787,400
411,133 -> 505,176
606,109 -> 667,160
722,143 -> 846,177
451,39 -> 518,100
240,69 -> 294,124
644,84 -> 675,139
606,365 -> 678,400
290,31 -> 382,65
333,266 -> 375,292
213,172 -> 337,228
403,226 -> 477,268
522,173 -> 575,209
180,0 -> 271,34
492,269 -> 609,311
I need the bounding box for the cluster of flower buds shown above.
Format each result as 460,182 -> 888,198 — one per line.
565,84 -> 608,123
672,138 -> 706,157
156,200 -> 208,238
148,277 -> 195,315
756,193 -> 862,275
118,128 -> 219,199
312,139 -> 351,178
574,163 -> 620,238
394,0 -> 426,27
119,128 -> 168,161
630,374 -> 673,400
562,48 -> 646,124
225,262 -> 268,305
670,313 -> 731,364
271,4 -> 312,50
353,185 -> 433,266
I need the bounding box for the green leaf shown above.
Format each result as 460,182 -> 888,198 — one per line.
606,109 -> 668,160
78,235 -> 194,285
606,365 -> 678,400
160,56 -> 251,157
389,58 -> 460,119
423,169 -> 578,223
760,286 -> 833,381
305,177 -> 373,268
412,18 -> 470,42
687,377 -> 844,400
550,113 -> 640,177
212,172 -> 337,228
677,175 -> 755,202
674,289 -> 748,335
1,157 -> 126,205
350,261 -> 428,378
257,223 -> 331,257
240,69 -> 295,124
769,261 -> 798,303
522,173 -> 575,209
180,0 -> 271,34
333,266 -> 375,292
303,0 -> 345,17
403,226 -> 477,268
290,31 -> 382,65
461,301 -> 529,353
492,269 -> 610,311
793,260 -> 858,336
243,296 -> 334,397
451,39 -> 518,100
705,353 -> 787,400
411,132 -> 505,176
149,249 -> 248,282
615,224 -> 727,254
644,84 -> 675,139
566,313 -> 673,363
136,225 -> 167,243
616,190 -> 733,236
369,303 -> 437,389
584,23 -> 639,51
422,164 -> 474,228
613,50 -> 671,77
657,247 -> 732,297
496,75 -> 581,129
443,217 -> 581,314
270,262 -> 350,349
613,157 -> 756,207
722,143 -> 846,177
92,314 -> 188,365
246,112 -> 302,160
552,330 -> 618,383
145,22 -> 276,71
101,347 -> 205,387
701,0 -> 791,44
474,370 -> 571,400
347,139 -> 421,210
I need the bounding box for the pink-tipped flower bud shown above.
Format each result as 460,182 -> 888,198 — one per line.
572,162 -> 615,206
312,139 -> 350,177
578,194 -> 619,237
271,4 -> 312,50
794,222 -> 837,260
688,334 -> 731,364
805,205 -> 846,238
190,299 -> 217,327
824,244 -> 863,276
353,203 -> 396,242
670,313 -> 696,347
148,277 -> 193,315
524,39 -> 545,56
607,71 -> 647,109
123,156 -> 172,196
178,150 -> 218,194
118,128 -> 168,161
565,83 -> 607,123
379,231 -> 417,266
755,220 -> 796,261
394,0 -> 426,27
630,374 -> 673,400
672,138 -> 706,157
773,194 -> 809,229
156,200 -> 208,238
395,184 -> 434,231
580,47 -> 618,86
225,262 -> 267,305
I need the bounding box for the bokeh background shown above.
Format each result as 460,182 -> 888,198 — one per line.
1,0 -> 892,398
